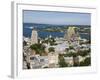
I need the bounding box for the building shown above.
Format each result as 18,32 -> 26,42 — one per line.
64,27 -> 80,47
48,53 -> 58,68
55,42 -> 69,54
64,57 -> 74,67
64,27 -> 80,42
31,29 -> 38,44
29,55 -> 49,69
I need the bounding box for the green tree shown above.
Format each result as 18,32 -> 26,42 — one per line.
43,37 -> 56,45
78,50 -> 89,57
58,54 -> 68,67
79,57 -> 91,66
30,43 -> 45,56
48,47 -> 55,52
69,46 -> 74,49
23,40 -> 27,46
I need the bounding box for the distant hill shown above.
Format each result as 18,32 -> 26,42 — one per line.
23,23 -> 90,28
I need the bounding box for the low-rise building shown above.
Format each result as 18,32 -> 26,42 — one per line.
28,55 -> 49,69
48,53 -> 58,68
64,57 -> 74,66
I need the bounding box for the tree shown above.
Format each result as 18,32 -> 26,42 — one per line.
79,57 -> 91,66
78,50 -> 89,57
69,46 -> 74,49
58,54 -> 68,67
48,47 -> 55,52
30,43 -> 46,56
64,52 -> 77,57
27,62 -> 31,69
43,37 -> 56,45
23,40 -> 27,46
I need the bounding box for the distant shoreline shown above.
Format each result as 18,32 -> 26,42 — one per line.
23,23 -> 91,27
23,23 -> 91,40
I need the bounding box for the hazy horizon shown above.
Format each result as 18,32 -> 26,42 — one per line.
23,22 -> 91,26
23,10 -> 91,25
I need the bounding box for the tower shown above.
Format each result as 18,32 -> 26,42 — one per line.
64,27 -> 80,43
31,29 -> 38,44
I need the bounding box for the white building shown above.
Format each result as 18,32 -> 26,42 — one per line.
55,42 -> 69,54
29,55 -> 49,69
48,53 -> 58,67
64,57 -> 74,66
31,29 -> 38,44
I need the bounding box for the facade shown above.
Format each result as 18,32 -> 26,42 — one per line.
48,53 -> 58,67
64,27 -> 80,43
29,55 -> 49,69
64,57 -> 74,67
31,29 -> 38,44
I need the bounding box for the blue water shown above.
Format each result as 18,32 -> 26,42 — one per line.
23,24 -> 90,40
23,28 -> 64,38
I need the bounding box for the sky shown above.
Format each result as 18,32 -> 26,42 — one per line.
23,10 -> 91,25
